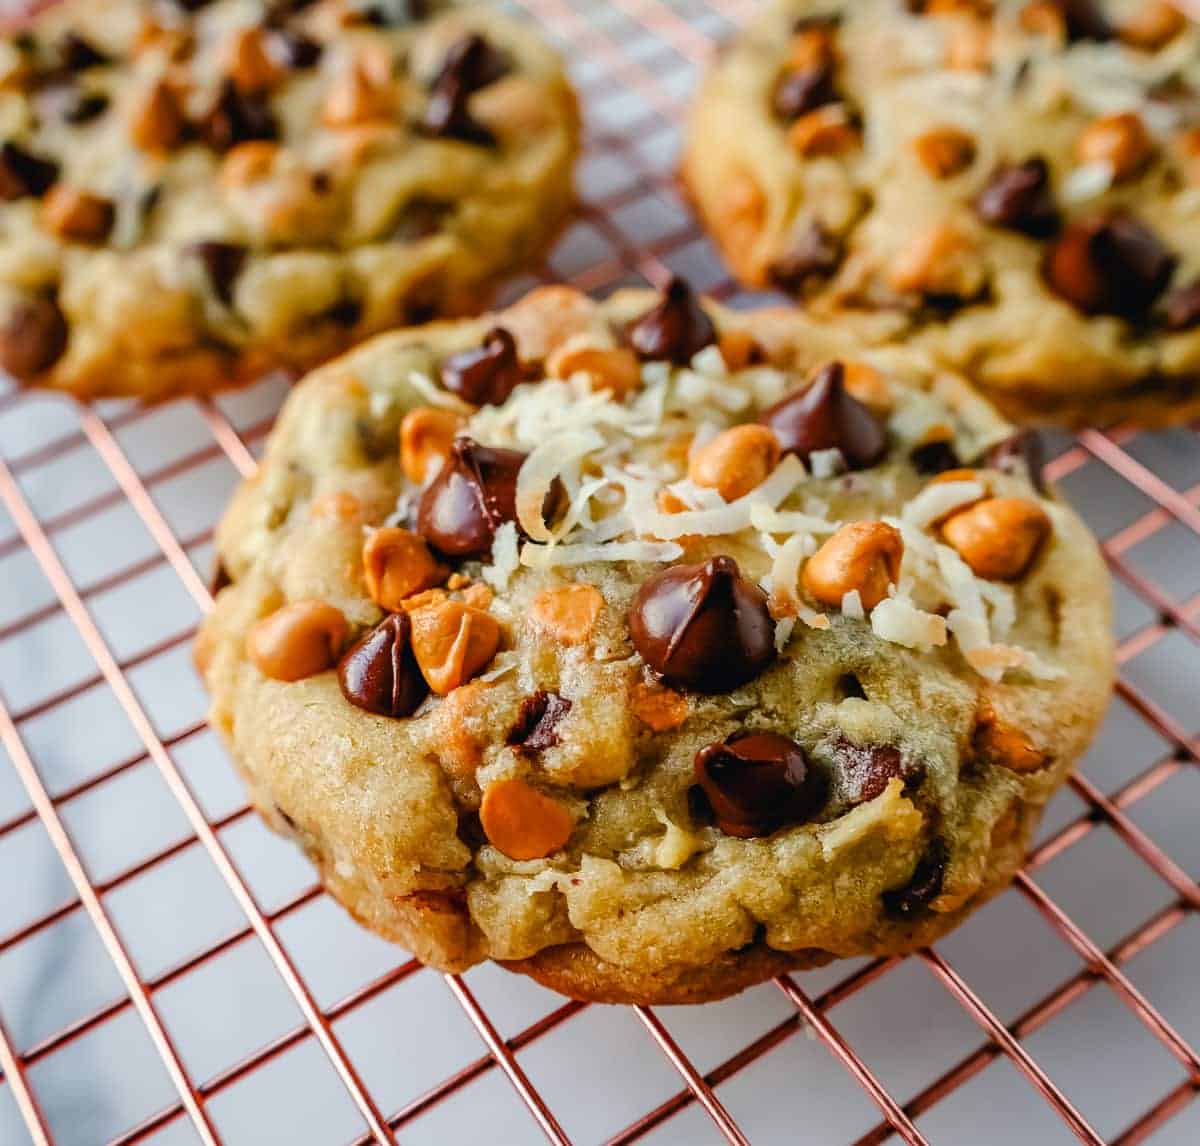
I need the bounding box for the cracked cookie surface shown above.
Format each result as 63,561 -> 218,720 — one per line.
684,0 -> 1200,426
0,0 -> 577,400
197,282 -> 1113,1004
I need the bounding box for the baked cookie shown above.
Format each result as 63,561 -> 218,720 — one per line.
0,0 -> 577,400
196,280 -> 1113,1005
683,0 -> 1200,426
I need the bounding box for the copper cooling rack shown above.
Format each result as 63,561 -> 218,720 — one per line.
0,2 -> 1198,1143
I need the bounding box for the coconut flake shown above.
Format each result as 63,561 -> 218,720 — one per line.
841,590 -> 865,620
871,597 -> 948,651
482,521 -> 519,589
1062,161 -> 1113,204
514,429 -> 604,542
902,481 -> 985,529
809,448 -> 846,479
767,532 -> 814,617
749,503 -> 837,535
521,539 -> 683,568
774,616 -> 796,653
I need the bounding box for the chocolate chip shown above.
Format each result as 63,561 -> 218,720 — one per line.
273,30 -> 323,70
189,241 -> 247,306
416,437 -> 527,559
828,736 -> 912,804
0,296 -> 68,379
508,690 -> 573,751
1055,0 -> 1113,41
440,327 -> 525,406
882,839 -> 948,920
197,80 -> 278,151
760,361 -> 887,470
338,612 -> 429,718
769,221 -> 841,294
628,555 -> 776,693
1160,279 -> 1200,332
353,0 -> 428,25
772,62 -> 837,121
0,142 -> 59,201
209,558 -> 232,596
44,88 -> 109,125
323,298 -> 362,327
417,34 -> 508,145
626,277 -> 717,365
1043,212 -> 1176,320
973,158 -> 1059,238
694,731 -> 825,838
977,430 -> 1046,493
58,32 -> 108,71
909,439 -> 961,475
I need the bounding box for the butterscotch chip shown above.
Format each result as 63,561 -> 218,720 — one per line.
529,584 -> 603,645
400,407 -> 463,484
226,27 -> 281,94
409,599 -> 502,693
803,521 -> 904,612
546,338 -> 641,397
480,778 -> 573,861
630,680 -> 689,731
688,424 -> 781,502
220,141 -> 279,189
362,528 -> 447,611
787,105 -> 860,157
42,187 -> 114,243
974,703 -> 1050,772
717,329 -> 760,372
129,79 -> 186,152
912,127 -> 976,179
941,497 -> 1050,581
246,600 -> 348,681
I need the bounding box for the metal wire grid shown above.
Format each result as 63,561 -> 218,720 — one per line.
0,1 -> 1195,1143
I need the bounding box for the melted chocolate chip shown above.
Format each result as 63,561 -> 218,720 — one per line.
760,361 -> 887,470
1044,212 -> 1176,320
197,80 -> 278,151
1160,279 -> 1200,332
909,439 -> 961,475
338,612 -> 428,718
828,736 -> 914,805
0,142 -> 59,201
189,241 -> 247,306
58,32 -> 108,71
626,277 -> 717,365
769,221 -> 842,294
973,158 -> 1059,238
772,62 -> 837,121
977,430 -> 1046,493
0,296 -> 67,379
508,690 -> 573,751
273,30 -> 322,69
440,328 -> 525,406
417,34 -> 508,145
882,839 -> 948,920
628,556 -> 775,693
694,731 -> 825,838
416,437 -> 527,559
1055,0 -> 1113,41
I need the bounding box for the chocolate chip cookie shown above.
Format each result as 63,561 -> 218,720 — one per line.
196,280 -> 1113,1004
0,0 -> 577,400
683,0 -> 1200,426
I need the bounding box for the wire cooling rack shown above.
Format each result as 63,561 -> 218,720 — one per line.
0,1 -> 1198,1143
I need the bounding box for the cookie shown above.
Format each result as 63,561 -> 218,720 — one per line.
196,280 -> 1113,1005
0,0 -> 577,400
683,0 -> 1200,426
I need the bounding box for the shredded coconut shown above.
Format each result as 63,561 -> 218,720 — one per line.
871,597 -> 948,651
902,481 -> 985,529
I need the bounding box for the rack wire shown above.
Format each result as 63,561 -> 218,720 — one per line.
0,1 -> 1197,1143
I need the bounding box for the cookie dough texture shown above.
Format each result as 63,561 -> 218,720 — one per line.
683,0 -> 1200,425
198,285 -> 1113,1004
0,0 -> 577,400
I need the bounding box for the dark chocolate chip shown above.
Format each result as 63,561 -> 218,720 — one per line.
626,276 -> 717,365
189,241 -> 247,306
197,80 -> 278,151
760,361 -> 887,470
772,61 -> 837,121
338,612 -> 429,718
882,839 -> 948,920
508,690 -> 573,751
694,730 -> 825,838
353,0 -> 428,25
58,32 -> 108,71
1043,211 -> 1177,319
0,141 -> 60,201
628,555 -> 776,693
828,736 -> 911,804
769,221 -> 842,294
416,436 -> 527,559
50,88 -> 109,125
273,30 -> 323,69
687,783 -> 715,827
1055,0 -> 1114,42
0,296 -> 68,379
208,558 -> 232,596
323,298 -> 363,327
910,439 -> 961,475
440,327 -> 525,406
973,158 -> 1059,238
1160,279 -> 1200,332
417,34 -> 508,145
977,430 -> 1046,493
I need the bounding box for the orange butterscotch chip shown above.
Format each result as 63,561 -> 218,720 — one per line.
309,490 -> 363,521
842,361 -> 894,413
225,27 -> 280,94
400,406 -> 463,484
688,424 -> 781,502
41,186 -> 114,244
322,59 -> 394,127
221,141 -> 279,189
460,582 -> 494,610
717,328 -> 761,372
1075,113 -> 1153,183
941,497 -> 1050,581
546,338 -> 641,397
803,521 -> 904,612
409,599 -> 501,693
246,601 -> 348,682
974,703 -> 1049,772
361,527 -> 447,611
912,126 -> 976,180
129,79 -> 187,152
529,583 -> 603,645
629,680 -> 689,731
480,778 -> 573,861
787,105 -> 861,157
